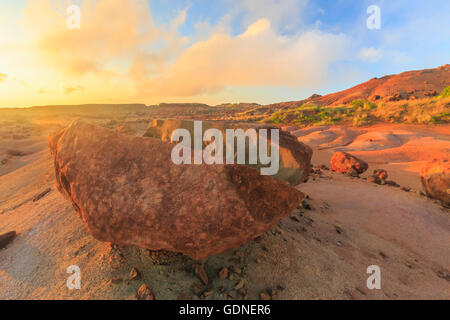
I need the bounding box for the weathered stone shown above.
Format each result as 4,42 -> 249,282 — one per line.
330,152 -> 368,174
136,284 -> 154,300
144,119 -> 312,185
420,159 -> 450,206
193,263 -> 208,285
0,231 -> 16,249
49,120 -> 304,260
260,292 -> 271,300
373,169 -> 388,181
129,267 -> 141,281
33,188 -> 52,202
218,267 -> 229,280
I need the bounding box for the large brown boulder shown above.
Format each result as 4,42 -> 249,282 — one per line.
420,159 -> 450,206
330,152 -> 368,174
49,120 -> 305,260
144,119 -> 312,185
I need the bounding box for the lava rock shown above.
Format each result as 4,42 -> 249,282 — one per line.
330,152 -> 368,174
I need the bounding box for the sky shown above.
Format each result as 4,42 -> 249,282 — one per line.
0,0 -> 449,107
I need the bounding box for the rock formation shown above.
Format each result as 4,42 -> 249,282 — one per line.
49,120 -> 305,260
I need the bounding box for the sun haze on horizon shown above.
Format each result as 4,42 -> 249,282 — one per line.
0,0 -> 449,108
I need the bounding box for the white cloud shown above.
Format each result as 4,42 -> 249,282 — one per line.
133,19 -> 351,97
359,47 -> 383,62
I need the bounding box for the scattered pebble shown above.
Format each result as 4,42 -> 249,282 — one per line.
32,188 -> 52,202
437,271 -> 450,281
260,292 -> 271,300
193,263 -> 208,285
232,265 -> 242,275
136,284 -> 154,300
111,277 -> 123,284
234,279 -> 245,290
218,267 -> 229,280
0,231 -> 16,249
203,290 -> 214,298
129,267 -> 141,281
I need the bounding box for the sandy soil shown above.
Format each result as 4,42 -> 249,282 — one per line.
287,123 -> 450,190
0,118 -> 449,300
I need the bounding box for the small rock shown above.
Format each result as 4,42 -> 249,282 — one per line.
193,263 -> 208,285
334,225 -> 343,234
260,292 -> 271,300
234,279 -> 245,290
136,284 -> 154,300
330,152 -> 368,174
129,267 -> 141,280
401,187 -> 411,192
33,188 -> 52,202
367,175 -> 381,185
437,271 -> 450,281
203,290 -> 214,298
385,180 -> 400,187
232,265 -> 242,275
0,231 -> 17,249
373,169 -> 388,181
111,277 -> 123,284
219,267 -> 229,280
301,199 -> 312,210
108,254 -> 125,270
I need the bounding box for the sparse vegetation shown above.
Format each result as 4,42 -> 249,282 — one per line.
440,86 -> 450,98
260,97 -> 450,127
